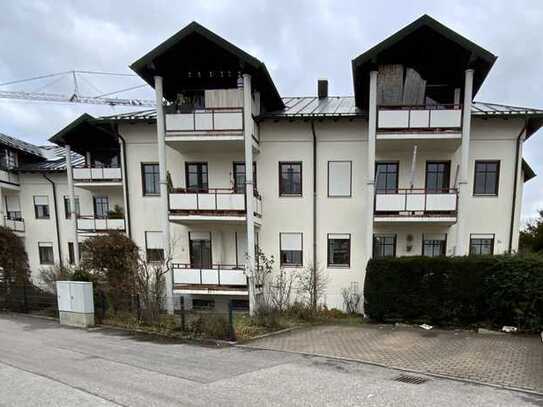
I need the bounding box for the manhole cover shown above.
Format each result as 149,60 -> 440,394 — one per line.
393,374 -> 429,385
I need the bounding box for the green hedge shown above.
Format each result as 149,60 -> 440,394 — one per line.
364,255 -> 543,331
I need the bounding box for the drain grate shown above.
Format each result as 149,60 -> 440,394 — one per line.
393,374 -> 429,385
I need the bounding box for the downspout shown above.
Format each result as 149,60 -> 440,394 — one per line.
42,173 -> 63,267
508,119 -> 528,253
117,130 -> 132,239
311,120 -> 317,310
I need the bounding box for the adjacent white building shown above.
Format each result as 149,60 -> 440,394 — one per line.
1,15 -> 542,311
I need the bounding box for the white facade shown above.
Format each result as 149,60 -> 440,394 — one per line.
0,16 -> 540,311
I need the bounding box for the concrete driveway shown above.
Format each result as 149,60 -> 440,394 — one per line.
244,323 -> 543,394
0,313 -> 542,406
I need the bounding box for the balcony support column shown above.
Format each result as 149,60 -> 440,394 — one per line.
243,73 -> 257,316
455,69 -> 474,255
154,75 -> 174,313
65,144 -> 80,265
366,70 -> 378,260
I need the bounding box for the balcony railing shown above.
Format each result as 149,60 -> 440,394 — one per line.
173,264 -> 247,287
375,188 -> 457,216
77,216 -> 126,232
0,168 -> 19,185
377,104 -> 462,131
2,216 -> 24,232
73,167 -> 122,181
169,187 -> 262,217
165,107 -> 244,134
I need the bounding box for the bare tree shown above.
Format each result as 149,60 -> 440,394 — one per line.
268,264 -> 296,312
341,283 -> 362,314
296,261 -> 328,310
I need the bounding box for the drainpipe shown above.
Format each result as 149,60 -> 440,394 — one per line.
117,130 -> 131,238
42,173 -> 63,267
311,120 -> 317,310
508,120 -> 528,253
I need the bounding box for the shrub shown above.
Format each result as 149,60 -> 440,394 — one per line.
188,314 -> 232,339
364,255 -> 543,331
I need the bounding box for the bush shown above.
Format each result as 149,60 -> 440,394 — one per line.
364,255 -> 543,331
188,314 -> 232,339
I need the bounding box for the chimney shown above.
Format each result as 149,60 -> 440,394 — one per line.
317,79 -> 328,99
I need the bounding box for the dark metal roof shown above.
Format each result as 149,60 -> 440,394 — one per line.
0,132 -> 44,158
17,145 -> 84,172
130,21 -> 284,111
522,159 -> 536,182
352,15 -> 497,108
97,99 -> 543,121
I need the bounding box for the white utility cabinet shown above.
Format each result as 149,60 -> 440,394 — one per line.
56,281 -> 95,328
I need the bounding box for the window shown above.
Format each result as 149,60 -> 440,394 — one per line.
5,195 -> 21,220
279,162 -> 302,196
189,232 -> 212,268
38,242 -> 54,265
425,161 -> 450,193
141,163 -> 160,195
328,161 -> 352,197
64,196 -> 80,219
474,160 -> 500,195
231,299 -> 249,311
327,234 -> 351,267
422,234 -> 447,257
470,234 -> 495,255
91,150 -> 119,168
280,233 -> 303,266
233,162 -> 257,194
145,231 -> 164,262
93,197 -> 109,218
192,298 -> 215,310
185,162 -> 208,192
375,162 -> 399,193
2,149 -> 17,169
33,196 -> 50,219
373,234 -> 396,258
67,242 -> 78,265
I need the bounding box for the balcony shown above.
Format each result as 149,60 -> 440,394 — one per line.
374,188 -> 457,223
173,264 -> 247,294
376,105 -> 462,150
73,167 -> 122,188
0,168 -> 19,189
2,216 -> 24,233
169,188 -> 262,224
77,216 -> 126,233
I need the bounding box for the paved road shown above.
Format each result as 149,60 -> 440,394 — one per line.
245,324 -> 543,394
0,314 -> 542,406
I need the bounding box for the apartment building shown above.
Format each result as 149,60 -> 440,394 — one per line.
1,15 -> 542,311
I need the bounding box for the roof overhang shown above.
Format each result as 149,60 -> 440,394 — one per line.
352,15 -> 497,108
522,159 -> 536,182
130,21 -> 284,112
48,114 -> 118,155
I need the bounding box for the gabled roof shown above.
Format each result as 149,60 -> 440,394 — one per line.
17,145 -> 84,172
130,21 -> 284,111
352,15 -> 497,108
0,132 -> 43,158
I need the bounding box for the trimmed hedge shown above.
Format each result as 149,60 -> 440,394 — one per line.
364,255 -> 543,331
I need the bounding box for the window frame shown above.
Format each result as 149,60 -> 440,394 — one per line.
375,161 -> 399,193
63,196 -> 80,219
473,160 -> 500,196
279,232 -> 303,267
424,161 -> 451,193
278,161 -> 303,197
33,195 -> 50,219
141,162 -> 160,196
327,233 -> 351,268
38,242 -> 54,265
145,231 -> 164,263
185,162 -> 209,193
188,231 -> 213,269
233,161 -> 257,194
422,234 -> 447,257
93,196 -> 110,219
373,234 -> 397,258
327,161 -> 352,198
192,298 -> 215,311
469,234 -> 495,255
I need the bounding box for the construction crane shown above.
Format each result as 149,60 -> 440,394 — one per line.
0,70 -> 156,107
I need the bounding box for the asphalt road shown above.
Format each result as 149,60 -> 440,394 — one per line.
0,313 -> 541,407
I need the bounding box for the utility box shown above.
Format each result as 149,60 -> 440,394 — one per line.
56,281 -> 95,328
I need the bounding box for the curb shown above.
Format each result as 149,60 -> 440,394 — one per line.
239,343 -> 543,397
236,326 -> 302,344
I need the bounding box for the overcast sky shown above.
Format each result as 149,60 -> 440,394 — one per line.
1,0 -> 542,223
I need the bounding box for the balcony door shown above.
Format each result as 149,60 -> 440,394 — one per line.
375,162 -> 399,193
233,162 -> 257,194
93,196 -> 109,218
425,161 -> 450,193
189,232 -> 212,269
185,162 -> 208,192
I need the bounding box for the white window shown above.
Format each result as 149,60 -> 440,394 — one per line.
280,233 -> 303,266
328,161 -> 352,197
38,242 -> 54,265
145,231 -> 164,262
33,196 -> 50,219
